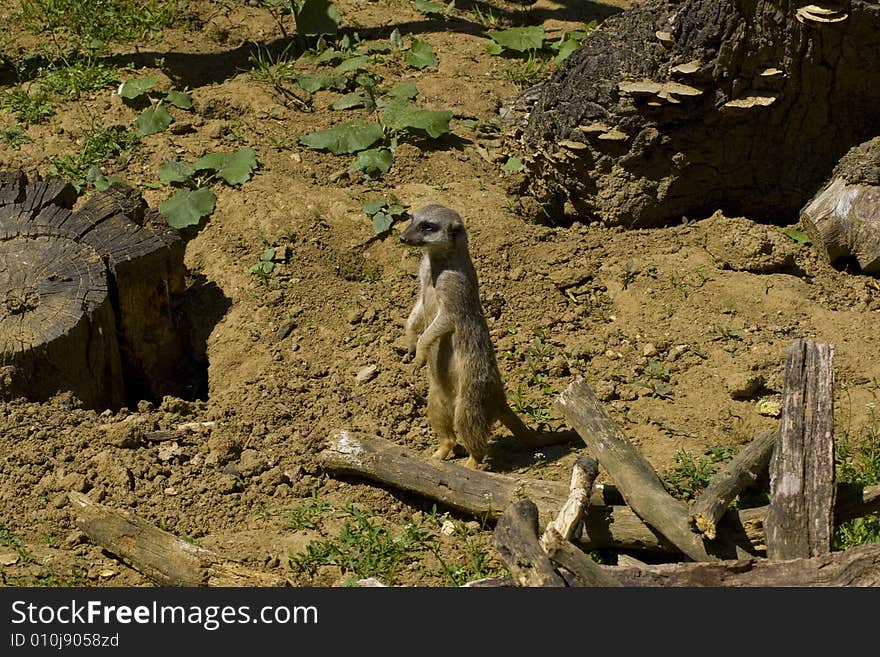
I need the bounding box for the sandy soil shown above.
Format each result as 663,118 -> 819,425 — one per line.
1,0 -> 878,587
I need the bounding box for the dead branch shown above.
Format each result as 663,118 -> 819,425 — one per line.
689,429 -> 777,540
542,526 -> 621,587
540,456 -> 598,548
320,431 -> 879,554
69,492 -> 284,587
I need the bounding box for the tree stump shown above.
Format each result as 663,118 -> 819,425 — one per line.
0,171 -> 194,409
800,136 -> 880,272
507,0 -> 880,227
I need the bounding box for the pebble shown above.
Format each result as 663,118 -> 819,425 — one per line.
347,308 -> 364,324
355,365 -> 378,383
642,343 -> 658,357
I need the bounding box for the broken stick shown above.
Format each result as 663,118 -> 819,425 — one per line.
542,527 -> 621,587
69,492 -> 284,587
688,429 -> 777,540
540,456 -> 598,548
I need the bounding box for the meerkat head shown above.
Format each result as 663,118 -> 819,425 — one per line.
400,204 -> 468,252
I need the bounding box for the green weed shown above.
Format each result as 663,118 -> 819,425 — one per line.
0,125 -> 32,149
290,501 -> 433,585
49,123 -> 138,190
2,90 -> 55,124
834,418 -> 880,548
664,447 -> 734,501
39,59 -> 119,99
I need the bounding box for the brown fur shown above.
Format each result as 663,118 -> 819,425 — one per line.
401,204 -> 539,468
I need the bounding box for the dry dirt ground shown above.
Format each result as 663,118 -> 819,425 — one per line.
1,0 -> 879,587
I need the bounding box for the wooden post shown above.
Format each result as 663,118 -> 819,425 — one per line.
765,339 -> 836,560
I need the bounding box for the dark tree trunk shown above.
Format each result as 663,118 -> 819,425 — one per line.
509,0 -> 880,228
0,171 -> 196,409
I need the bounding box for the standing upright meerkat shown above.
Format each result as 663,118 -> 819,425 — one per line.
400,204 -> 542,469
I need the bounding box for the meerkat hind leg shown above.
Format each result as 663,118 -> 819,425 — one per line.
427,384 -> 457,461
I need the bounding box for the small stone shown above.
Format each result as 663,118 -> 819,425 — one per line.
440,520 -> 456,536
595,381 -> 618,402
642,343 -> 658,357
355,365 -> 378,383
464,521 -> 481,533
509,266 -> 524,281
163,486 -> 178,496
0,552 -> 19,566
98,569 -> 118,579
347,308 -> 364,324
757,398 -> 782,417
726,373 -> 765,400
667,344 -> 689,362
238,449 -> 268,477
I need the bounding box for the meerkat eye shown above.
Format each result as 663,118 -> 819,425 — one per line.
420,222 -> 437,233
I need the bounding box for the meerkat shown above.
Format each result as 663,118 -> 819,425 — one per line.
400,204 -> 542,469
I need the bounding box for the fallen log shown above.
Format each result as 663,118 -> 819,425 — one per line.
493,500 -> 565,587
68,492 -> 285,587
320,431 -> 880,553
555,378 -> 740,560
688,429 -> 777,540
605,543 -> 880,587
766,340 -> 836,559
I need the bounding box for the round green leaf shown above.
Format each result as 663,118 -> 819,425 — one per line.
135,105 -> 173,136
372,211 -> 393,234
350,148 -> 393,175
118,76 -> 157,100
158,161 -> 195,185
159,188 -> 217,229
300,120 -> 384,155
295,0 -> 341,36
487,26 -> 546,53
164,90 -> 193,109
405,40 -> 438,70
382,99 -> 451,138
193,148 -> 258,186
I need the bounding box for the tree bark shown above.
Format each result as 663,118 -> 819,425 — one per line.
69,492 -> 284,586
0,171 -> 196,408
555,378 -> 741,560
800,136 -> 880,272
493,500 -> 566,587
688,429 -> 777,540
508,0 -> 880,228
766,340 -> 836,560
605,543 -> 880,586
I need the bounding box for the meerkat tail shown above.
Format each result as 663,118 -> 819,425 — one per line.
498,402 -> 542,448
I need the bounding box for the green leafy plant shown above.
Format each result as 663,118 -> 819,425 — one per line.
49,123 -> 139,191
1,90 -> 55,125
664,448 -> 735,501
0,126 -> 31,149
834,422 -> 880,549
486,26 -> 547,55
783,228 -> 812,245
363,197 -> 408,235
405,40 -> 438,70
281,492 -> 334,530
413,0 -> 455,18
118,75 -> 193,136
299,81 -> 453,176
250,246 -> 277,285
157,147 -> 259,229
20,0 -> 187,53
290,501 -> 433,585
502,156 -> 524,173
38,59 -> 120,99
